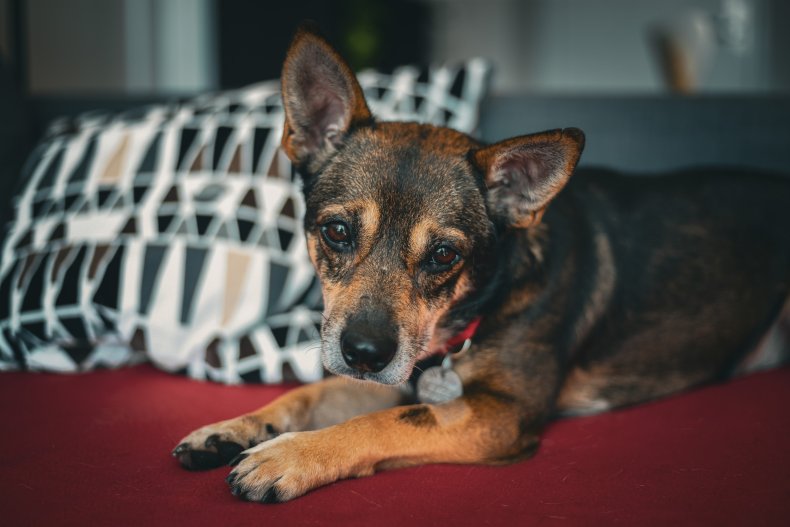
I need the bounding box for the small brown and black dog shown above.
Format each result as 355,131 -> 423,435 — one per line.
172,27 -> 790,502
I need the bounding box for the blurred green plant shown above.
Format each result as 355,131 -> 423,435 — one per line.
341,0 -> 385,70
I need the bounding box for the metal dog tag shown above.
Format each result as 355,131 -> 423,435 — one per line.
416,354 -> 463,404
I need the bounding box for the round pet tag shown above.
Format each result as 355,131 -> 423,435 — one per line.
416,360 -> 463,404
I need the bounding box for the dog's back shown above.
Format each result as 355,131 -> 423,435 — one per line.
555,170 -> 790,413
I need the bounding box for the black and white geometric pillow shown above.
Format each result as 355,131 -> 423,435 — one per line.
0,59 -> 491,384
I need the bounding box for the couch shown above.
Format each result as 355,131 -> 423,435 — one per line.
1,93 -> 788,526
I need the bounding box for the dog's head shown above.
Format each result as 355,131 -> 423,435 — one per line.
281,27 -> 584,384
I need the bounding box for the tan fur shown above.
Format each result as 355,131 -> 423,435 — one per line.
316,200 -> 381,266
425,271 -> 475,357
572,230 -> 616,348
555,366 -> 614,415
176,377 -> 403,451
408,218 -> 467,267
512,208 -> 546,229
225,378 -> 528,502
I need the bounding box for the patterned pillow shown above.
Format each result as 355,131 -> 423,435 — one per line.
0,60 -> 491,384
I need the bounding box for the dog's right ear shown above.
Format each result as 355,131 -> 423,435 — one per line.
280,26 -> 372,172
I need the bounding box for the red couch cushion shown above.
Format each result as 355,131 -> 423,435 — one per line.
1,365 -> 788,526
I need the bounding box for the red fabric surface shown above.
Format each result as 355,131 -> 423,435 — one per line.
1,365 -> 788,526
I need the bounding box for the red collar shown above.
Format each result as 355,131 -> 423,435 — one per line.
437,317 -> 482,356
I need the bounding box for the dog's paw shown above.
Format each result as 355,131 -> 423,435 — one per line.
226,431 -> 372,503
172,416 -> 280,471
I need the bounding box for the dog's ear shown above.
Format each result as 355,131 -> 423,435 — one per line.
280,26 -> 372,171
471,128 -> 584,228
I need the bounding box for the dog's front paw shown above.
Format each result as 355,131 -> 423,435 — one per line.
226,431 -> 372,503
172,416 -> 280,471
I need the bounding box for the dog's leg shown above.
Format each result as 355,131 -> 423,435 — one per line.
173,377 -> 403,470
226,376 -> 539,502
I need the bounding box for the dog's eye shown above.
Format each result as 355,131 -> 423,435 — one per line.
426,245 -> 461,271
321,221 -> 353,251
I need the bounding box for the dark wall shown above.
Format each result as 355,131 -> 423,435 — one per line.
217,0 -> 432,89
480,95 -> 790,174
0,55 -> 31,224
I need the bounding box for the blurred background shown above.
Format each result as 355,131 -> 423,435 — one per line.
0,0 -> 788,382
1,0 -> 789,206
2,0 -> 789,96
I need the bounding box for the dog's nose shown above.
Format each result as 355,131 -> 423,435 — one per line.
340,330 -> 397,373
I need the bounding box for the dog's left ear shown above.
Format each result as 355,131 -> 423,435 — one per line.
281,26 -> 372,172
471,128 -> 585,228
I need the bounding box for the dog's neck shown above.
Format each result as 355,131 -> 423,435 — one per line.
437,316 -> 482,356
441,224 -> 550,344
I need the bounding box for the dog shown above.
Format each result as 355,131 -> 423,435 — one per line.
172,27 -> 790,503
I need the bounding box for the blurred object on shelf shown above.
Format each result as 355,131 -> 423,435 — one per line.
651,10 -> 717,94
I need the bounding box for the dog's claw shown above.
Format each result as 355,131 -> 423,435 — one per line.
172,443 -> 189,457
228,477 -> 242,497
228,452 -> 248,466
261,486 -> 281,504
